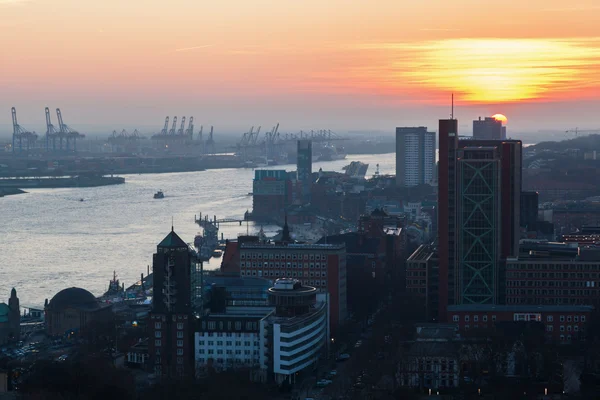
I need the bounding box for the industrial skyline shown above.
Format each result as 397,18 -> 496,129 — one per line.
1,0 -> 599,132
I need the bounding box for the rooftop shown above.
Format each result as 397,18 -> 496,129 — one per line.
158,228 -> 188,249
240,242 -> 345,250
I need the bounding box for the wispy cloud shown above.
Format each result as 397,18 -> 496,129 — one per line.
328,38 -> 600,104
174,45 -> 215,52
542,6 -> 600,12
0,0 -> 31,5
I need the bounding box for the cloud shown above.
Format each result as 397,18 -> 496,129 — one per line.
331,38 -> 600,104
174,45 -> 215,52
542,6 -> 600,12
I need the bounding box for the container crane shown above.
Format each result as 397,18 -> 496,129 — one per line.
56,108 -> 84,152
168,117 -> 178,135
205,126 -> 215,154
185,117 -> 194,139
160,117 -> 169,136
45,107 -> 59,151
11,107 -> 37,152
565,128 -> 600,139
177,117 -> 186,136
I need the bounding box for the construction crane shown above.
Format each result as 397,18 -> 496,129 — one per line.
185,117 -> 194,139
177,117 -> 186,136
565,128 -> 600,139
56,108 -> 84,152
45,107 -> 59,151
11,107 -> 37,152
205,126 -> 215,154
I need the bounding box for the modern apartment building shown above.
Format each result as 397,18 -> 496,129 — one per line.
395,127 -> 436,187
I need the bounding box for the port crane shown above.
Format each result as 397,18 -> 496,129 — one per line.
168,117 -> 178,136
177,117 -> 186,136
11,107 -> 38,153
56,108 -> 84,152
185,117 -> 194,139
205,126 -> 215,154
45,107 -> 59,151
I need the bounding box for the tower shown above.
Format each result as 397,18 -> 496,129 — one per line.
148,228 -> 196,378
395,127 -> 436,187
8,288 -> 20,341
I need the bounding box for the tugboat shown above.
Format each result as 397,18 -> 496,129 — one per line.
154,190 -> 164,199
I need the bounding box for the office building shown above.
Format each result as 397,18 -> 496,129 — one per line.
395,127 -> 436,187
194,278 -> 329,385
239,242 -> 346,336
437,118 -> 522,321
520,191 -> 539,232
252,170 -> 293,220
148,228 -> 200,378
297,140 -> 312,203
473,117 -> 505,140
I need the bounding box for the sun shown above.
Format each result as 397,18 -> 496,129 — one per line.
492,114 -> 507,124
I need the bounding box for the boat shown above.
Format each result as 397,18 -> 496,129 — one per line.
154,190 -> 164,199
212,249 -> 223,258
318,144 -> 347,161
79,198 -> 84,202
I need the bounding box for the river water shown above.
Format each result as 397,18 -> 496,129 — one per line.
0,153 -> 395,307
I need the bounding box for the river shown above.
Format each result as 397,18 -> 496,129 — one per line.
0,153 -> 396,307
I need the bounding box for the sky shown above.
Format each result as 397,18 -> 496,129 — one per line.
1,0 -> 600,136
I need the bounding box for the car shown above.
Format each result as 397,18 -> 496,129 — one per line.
336,353 -> 350,361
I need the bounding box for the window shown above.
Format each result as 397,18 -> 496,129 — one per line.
547,315 -> 553,322
177,322 -> 184,330
464,315 -> 470,322
226,341 -> 232,346
560,326 -> 565,332
217,349 -> 223,354
155,340 -> 161,347
155,322 -> 161,329
567,326 -> 572,332
177,340 -> 183,347
546,325 -> 553,332
198,340 -> 205,345
177,357 -> 183,365
560,315 -> 565,322
582,316 -> 586,322
483,315 -> 488,322
492,315 -> 497,321
208,321 -> 216,330
198,349 -> 205,354
177,348 -> 183,356
235,322 -> 242,330
567,316 -> 572,322
574,316 -> 579,323
177,331 -> 184,338
155,331 -> 162,338
575,325 -> 579,332
474,315 -> 479,322
453,315 -> 459,322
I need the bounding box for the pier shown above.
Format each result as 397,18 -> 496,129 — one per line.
195,211 -> 251,228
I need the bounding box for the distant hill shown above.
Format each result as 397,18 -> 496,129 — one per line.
531,134 -> 600,152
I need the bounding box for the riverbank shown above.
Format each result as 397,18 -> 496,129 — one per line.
0,188 -> 26,197
0,176 -> 125,189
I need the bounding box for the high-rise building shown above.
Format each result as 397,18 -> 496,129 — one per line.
437,118 -> 522,321
297,140 -> 312,203
473,117 -> 505,140
520,191 -> 539,232
148,228 -> 198,378
395,127 -> 436,187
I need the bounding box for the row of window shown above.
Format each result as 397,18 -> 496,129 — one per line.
406,271 -> 427,277
155,322 -> 185,330
507,280 -> 598,288
506,298 -> 594,305
155,331 -> 185,338
154,339 -> 184,347
241,262 -> 327,269
507,271 -> 600,279
241,253 -> 328,261
407,279 -> 427,286
452,314 -> 587,324
507,263 -> 600,271
241,270 -> 327,285
452,315 -> 496,323
507,288 -> 598,295
198,340 -> 259,347
198,349 -> 258,355
201,320 -> 258,331
197,357 -> 259,365
201,331 -> 256,337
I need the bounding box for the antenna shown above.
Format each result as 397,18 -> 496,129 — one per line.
171,216 -> 174,231
451,93 -> 454,120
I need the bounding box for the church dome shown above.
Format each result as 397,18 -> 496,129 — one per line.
48,287 -> 100,311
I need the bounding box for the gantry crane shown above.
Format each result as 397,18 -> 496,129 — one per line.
56,108 -> 84,152
185,117 -> 194,139
45,107 -> 59,151
177,117 -> 186,136
205,126 -> 215,154
11,107 -> 37,152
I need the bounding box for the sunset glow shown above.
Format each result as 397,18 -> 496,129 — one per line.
492,114 -> 508,124
1,0 -> 600,130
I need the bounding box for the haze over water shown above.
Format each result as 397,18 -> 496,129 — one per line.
0,154 -> 395,307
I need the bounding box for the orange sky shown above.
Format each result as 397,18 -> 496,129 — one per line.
1,0 -> 600,133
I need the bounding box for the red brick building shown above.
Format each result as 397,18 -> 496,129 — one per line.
239,242 -> 346,336
448,304 -> 593,343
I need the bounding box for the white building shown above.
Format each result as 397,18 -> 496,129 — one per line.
195,279 -> 329,385
395,127 -> 436,187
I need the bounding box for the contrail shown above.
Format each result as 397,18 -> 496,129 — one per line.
175,45 -> 215,52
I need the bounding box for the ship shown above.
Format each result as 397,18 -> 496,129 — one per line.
317,144 -> 346,161
154,190 -> 164,199
344,161 -> 369,179
103,271 -> 122,297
